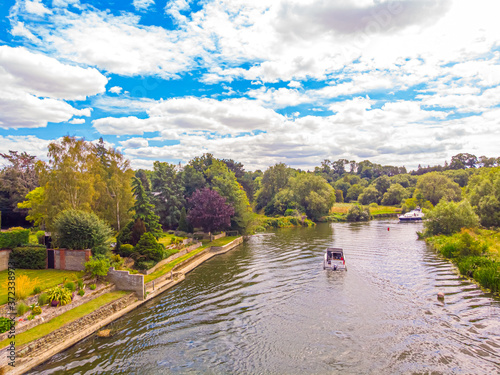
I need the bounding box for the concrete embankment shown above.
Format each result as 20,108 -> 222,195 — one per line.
2,237 -> 244,375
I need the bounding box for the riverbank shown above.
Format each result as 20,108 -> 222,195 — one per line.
0,236 -> 244,375
425,228 -> 500,295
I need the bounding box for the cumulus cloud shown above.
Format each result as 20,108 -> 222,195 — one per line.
119,137 -> 149,148
109,86 -> 123,94
133,0 -> 155,12
0,45 -> 103,128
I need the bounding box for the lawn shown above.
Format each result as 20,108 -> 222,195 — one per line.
144,236 -> 239,283
0,291 -> 129,349
0,269 -> 84,306
330,203 -> 401,216
158,232 -> 187,246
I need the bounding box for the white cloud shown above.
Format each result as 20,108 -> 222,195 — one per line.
10,21 -> 38,41
109,86 -> 123,94
25,0 -> 52,16
0,45 -> 108,100
133,0 -> 155,12
119,137 -> 149,148
69,118 -> 85,124
0,135 -> 51,166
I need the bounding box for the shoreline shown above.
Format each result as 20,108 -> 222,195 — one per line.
2,237 -> 244,375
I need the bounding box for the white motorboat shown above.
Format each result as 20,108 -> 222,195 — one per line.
398,207 -> 424,221
323,248 -> 346,271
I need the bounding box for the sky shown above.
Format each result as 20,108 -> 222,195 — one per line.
0,0 -> 499,172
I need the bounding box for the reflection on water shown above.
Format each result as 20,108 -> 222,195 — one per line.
31,221 -> 500,374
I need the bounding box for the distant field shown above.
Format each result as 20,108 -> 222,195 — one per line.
330,203 -> 401,216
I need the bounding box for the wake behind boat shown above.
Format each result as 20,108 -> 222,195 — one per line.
323,248 -> 346,271
398,207 -> 424,221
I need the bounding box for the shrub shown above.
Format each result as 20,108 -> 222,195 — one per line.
116,220 -> 134,245
457,256 -> 492,278
424,200 -> 479,236
33,286 -> 41,294
38,293 -> 49,306
36,230 -> 46,245
2,274 -> 39,300
46,286 -> 72,306
17,302 -> 28,316
118,243 -> 135,258
78,289 -> 85,296
130,219 -> 147,246
77,279 -> 84,290
64,282 -> 76,292
9,244 -> 47,269
457,231 -> 488,257
89,284 -> 97,290
0,227 -> 30,249
0,317 -> 12,334
474,264 -> 500,293
84,256 -> 111,281
32,305 -> 42,315
52,209 -> 113,255
110,254 -> 124,269
136,260 -> 156,270
134,232 -> 164,262
346,205 -> 371,222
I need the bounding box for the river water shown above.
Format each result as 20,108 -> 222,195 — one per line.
31,220 -> 500,374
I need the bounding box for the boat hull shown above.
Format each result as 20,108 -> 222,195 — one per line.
398,217 -> 423,221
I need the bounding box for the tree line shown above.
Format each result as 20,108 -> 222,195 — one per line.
1,137 -> 499,233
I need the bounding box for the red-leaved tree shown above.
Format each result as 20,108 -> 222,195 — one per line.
188,188 -> 234,233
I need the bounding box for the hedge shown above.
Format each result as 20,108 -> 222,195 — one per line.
9,244 -> 47,269
0,227 -> 30,249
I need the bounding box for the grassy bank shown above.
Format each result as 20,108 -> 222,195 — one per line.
249,214 -> 315,233
426,228 -> 500,294
0,291 -> 129,349
144,236 -> 240,283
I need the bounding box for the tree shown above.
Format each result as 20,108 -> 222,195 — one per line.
345,184 -> 364,202
346,204 -> 370,221
151,162 -> 185,229
255,163 -> 293,211
93,140 -> 135,231
52,210 -> 113,255
0,151 -> 39,226
288,173 -> 335,220
177,207 -> 192,232
372,175 -> 391,195
381,184 -> 408,206
17,187 -> 47,227
358,186 -> 380,205
416,172 -> 461,206
134,232 -> 164,262
188,188 -> 234,233
182,165 -> 207,198
450,153 -> 477,169
424,200 -> 479,236
130,177 -> 162,238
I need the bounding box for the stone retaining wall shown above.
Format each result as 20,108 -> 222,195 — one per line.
141,242 -> 202,275
14,292 -> 137,361
0,249 -> 11,271
107,268 -> 144,300
52,249 -> 91,271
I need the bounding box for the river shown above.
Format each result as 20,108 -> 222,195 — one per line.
31,220 -> 500,374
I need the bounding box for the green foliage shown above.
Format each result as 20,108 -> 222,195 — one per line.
346,205 -> 371,222
255,163 -> 293,211
130,219 -> 147,246
52,210 -> 113,255
84,256 -> 111,281
78,289 -> 85,296
457,256 -> 493,278
474,264 -> 500,293
424,200 -> 479,236
417,172 -> 462,206
177,207 -> 192,233
9,244 -> 46,269
134,232 -> 164,263
89,283 -> 97,290
0,227 -> 30,249
64,281 -> 76,292
33,286 -> 41,294
38,293 -> 49,306
110,253 -> 123,269
358,186 -> 380,205
135,260 -> 156,270
116,220 -> 134,246
0,317 -> 12,334
32,305 -> 42,315
118,243 -> 135,258
17,302 -> 29,316
46,286 -> 72,306
36,230 -> 45,245
345,184 -> 364,202
381,183 -> 408,206
151,161 -> 185,229
130,177 -> 162,238
77,279 -> 84,290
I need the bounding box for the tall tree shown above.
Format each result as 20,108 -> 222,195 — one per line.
255,163 -> 293,211
130,177 -> 162,238
188,188 -> 234,233
151,161 -> 185,229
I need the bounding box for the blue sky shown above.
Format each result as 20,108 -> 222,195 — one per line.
0,0 -> 499,171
